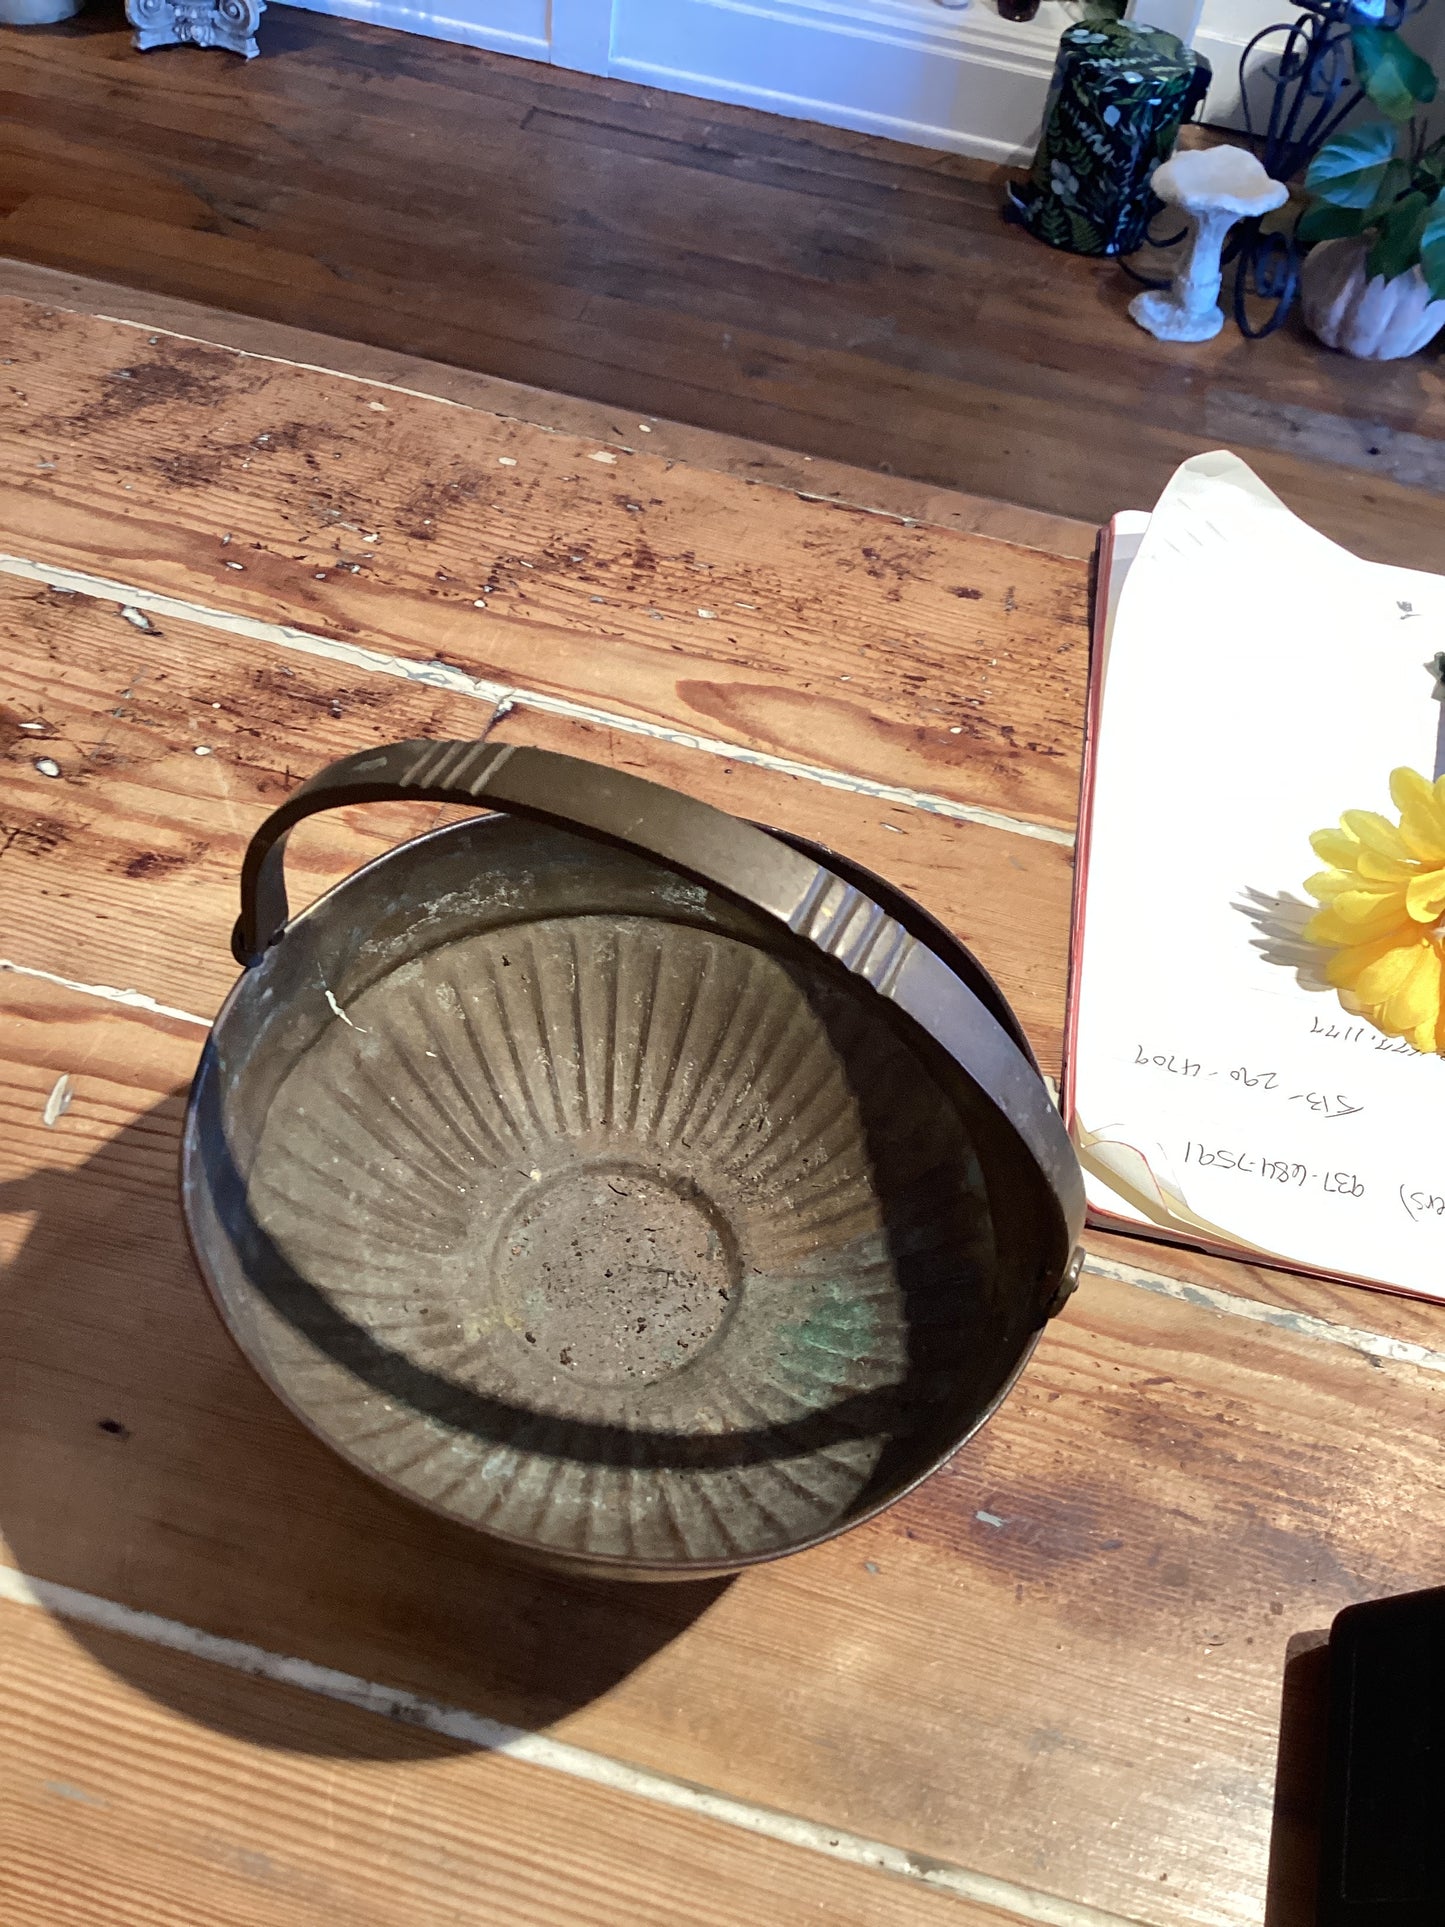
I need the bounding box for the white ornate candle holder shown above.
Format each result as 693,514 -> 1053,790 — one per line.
125,0 -> 263,57
1129,147 -> 1287,344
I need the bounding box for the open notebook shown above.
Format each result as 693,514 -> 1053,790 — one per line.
1064,451 -> 1445,1301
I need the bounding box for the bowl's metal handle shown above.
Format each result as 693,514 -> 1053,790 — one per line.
233,737 -> 1085,1296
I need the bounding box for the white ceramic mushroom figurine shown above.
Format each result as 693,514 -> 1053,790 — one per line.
1129,147 -> 1288,344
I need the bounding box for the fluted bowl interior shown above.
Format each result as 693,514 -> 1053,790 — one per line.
185,815 -> 1037,1574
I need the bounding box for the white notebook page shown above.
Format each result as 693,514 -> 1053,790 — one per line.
1070,451 -> 1445,1297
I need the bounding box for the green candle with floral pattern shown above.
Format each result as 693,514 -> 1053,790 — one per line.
1009,20 -> 1211,257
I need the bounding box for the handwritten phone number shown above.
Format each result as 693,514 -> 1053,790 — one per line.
1182,1142 -> 1364,1195
1135,1047 -> 1362,1120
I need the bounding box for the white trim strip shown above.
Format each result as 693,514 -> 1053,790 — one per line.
0,958 -> 210,1028
0,1563 -> 1141,1927
95,312 -> 568,429
1083,1250 -> 1445,1377
0,553 -> 1073,850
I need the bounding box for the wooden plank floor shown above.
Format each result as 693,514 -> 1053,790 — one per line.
4,281 -> 1445,1927
2,4 -> 1444,570
6,1601 -> 1039,1927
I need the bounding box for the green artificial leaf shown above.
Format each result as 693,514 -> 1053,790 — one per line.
1298,201 -> 1370,246
1416,143 -> 1445,187
1367,189 -> 1429,279
1419,194 -> 1445,300
1301,157 -> 1409,248
1367,157 -> 1411,213
1305,120 -> 1399,205
1351,23 -> 1438,123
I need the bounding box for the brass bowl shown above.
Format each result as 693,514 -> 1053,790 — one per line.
183,742 -> 1082,1577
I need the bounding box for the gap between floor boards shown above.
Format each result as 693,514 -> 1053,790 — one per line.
0,552 -> 1073,849
0,1564 -> 1144,1927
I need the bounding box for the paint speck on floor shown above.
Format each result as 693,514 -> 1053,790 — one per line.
42,1073 -> 73,1127
45,1781 -> 107,1808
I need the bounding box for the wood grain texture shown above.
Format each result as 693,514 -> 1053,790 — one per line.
5,286 -> 1445,1927
0,572 -> 1072,1057
1,309 -> 1439,1348
1,8 -> 1443,570
7,974 -> 1445,1927
8,561 -> 1445,1362
0,297 -> 1089,834
1,1603 -> 1015,1927
0,256 -> 1098,564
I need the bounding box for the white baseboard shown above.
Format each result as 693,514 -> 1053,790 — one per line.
608,0 -> 1064,161
603,58 -> 1040,162
608,0 -> 1063,161
284,0 -> 1070,164
285,0 -> 548,56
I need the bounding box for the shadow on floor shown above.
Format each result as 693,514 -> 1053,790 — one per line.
1,1095 -> 730,1762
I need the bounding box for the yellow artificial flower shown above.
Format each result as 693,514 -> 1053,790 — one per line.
1303,767 -> 1445,1054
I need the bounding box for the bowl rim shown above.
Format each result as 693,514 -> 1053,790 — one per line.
182,803 -> 1076,1575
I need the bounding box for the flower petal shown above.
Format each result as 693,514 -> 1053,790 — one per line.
1305,869 -> 1351,902
1392,768 -> 1445,858
1321,931 -> 1413,988
1382,943 -> 1444,1035
1351,938 -> 1427,1003
1330,885 -> 1410,926
1405,868 -> 1445,922
1310,828 -> 1360,868
1357,848 -> 1416,882
1309,908 -> 1407,948
1390,767 -> 1435,812
1342,809 -> 1411,860
1391,769 -> 1445,857
1399,808 -> 1445,862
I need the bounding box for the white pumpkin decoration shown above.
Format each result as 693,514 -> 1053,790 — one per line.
1300,235 -> 1445,361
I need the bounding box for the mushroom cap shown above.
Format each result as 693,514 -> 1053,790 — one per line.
1150,146 -> 1289,218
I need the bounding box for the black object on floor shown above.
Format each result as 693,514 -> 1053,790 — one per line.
1319,1586 -> 1445,1924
